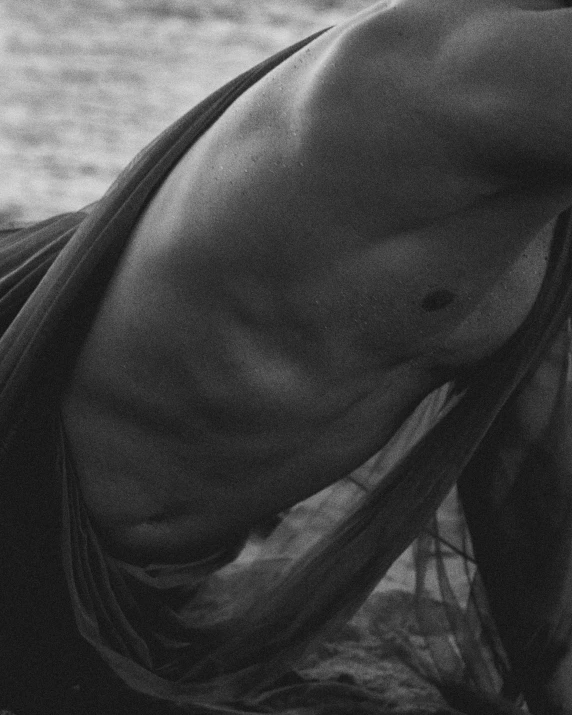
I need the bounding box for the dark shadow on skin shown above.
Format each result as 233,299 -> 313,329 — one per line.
422,290 -> 456,312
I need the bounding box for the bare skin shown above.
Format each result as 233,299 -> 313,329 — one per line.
61,0 -> 572,568
60,3 -> 572,706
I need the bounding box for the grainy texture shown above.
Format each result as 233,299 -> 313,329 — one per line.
0,0 -> 372,222
0,4 -> 505,712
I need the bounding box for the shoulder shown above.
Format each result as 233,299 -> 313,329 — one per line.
429,4 -> 572,182
297,1 -> 572,185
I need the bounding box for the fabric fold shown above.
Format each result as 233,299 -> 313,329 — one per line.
0,24 -> 571,713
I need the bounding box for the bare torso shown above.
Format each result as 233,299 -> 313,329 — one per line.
61,0 -> 572,563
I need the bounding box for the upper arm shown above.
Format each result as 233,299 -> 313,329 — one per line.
439,7 -> 572,183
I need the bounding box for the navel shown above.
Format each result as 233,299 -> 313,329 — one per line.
421,289 -> 456,312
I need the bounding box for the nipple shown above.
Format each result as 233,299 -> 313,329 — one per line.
421,290 -> 455,312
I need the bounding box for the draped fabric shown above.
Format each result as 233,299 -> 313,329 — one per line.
459,318 -> 572,714
1,25 -> 572,715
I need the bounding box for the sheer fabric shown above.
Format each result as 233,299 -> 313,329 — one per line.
1,24 -> 572,714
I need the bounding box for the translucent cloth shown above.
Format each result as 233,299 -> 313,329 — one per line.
1,24 -> 572,715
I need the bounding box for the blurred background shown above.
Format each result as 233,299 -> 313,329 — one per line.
0,0 -> 373,224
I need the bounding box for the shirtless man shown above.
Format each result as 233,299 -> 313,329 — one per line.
59,0 -> 572,709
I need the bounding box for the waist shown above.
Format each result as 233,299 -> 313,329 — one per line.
61,360 -> 445,563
